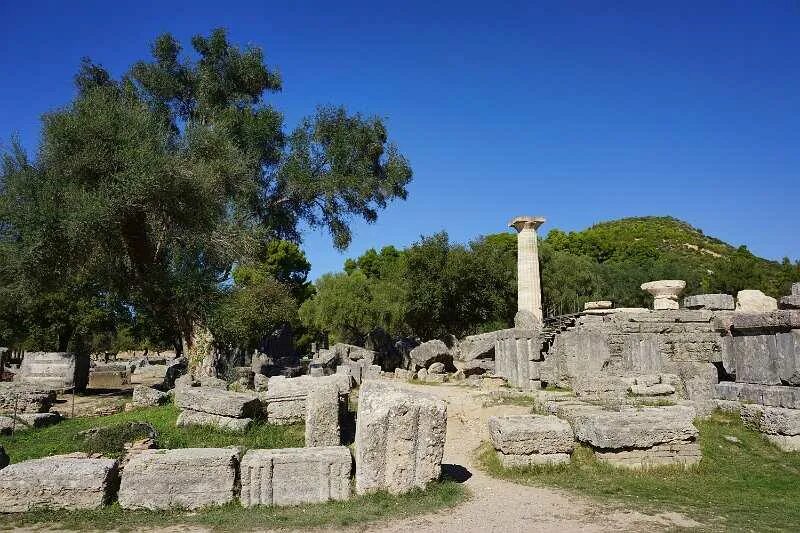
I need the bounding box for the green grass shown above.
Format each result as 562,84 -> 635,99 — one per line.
0,482 -> 467,531
478,411 -> 800,531
0,404 -> 304,463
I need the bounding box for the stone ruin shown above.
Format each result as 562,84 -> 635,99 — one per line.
0,375 -> 447,511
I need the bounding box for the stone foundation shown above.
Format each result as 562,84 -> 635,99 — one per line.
488,414 -> 574,468
594,440 -> 702,469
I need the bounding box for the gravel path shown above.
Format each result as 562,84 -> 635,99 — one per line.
353,383 -> 701,533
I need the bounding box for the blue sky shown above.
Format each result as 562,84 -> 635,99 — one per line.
2,1 -> 798,278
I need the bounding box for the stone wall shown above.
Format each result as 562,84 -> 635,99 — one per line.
493,328 -> 541,389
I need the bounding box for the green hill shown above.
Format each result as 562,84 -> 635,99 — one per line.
540,216 -> 798,314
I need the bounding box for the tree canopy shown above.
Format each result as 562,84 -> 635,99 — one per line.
0,28 -> 411,355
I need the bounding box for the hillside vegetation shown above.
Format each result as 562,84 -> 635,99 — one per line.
300,216 -> 799,343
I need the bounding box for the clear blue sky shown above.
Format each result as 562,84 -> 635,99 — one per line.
2,1 -> 798,278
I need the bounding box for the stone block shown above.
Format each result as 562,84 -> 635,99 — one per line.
425,372 -> 447,383
410,340 -> 452,370
494,328 -> 544,389
497,452 -> 571,468
779,295 -> 800,310
355,381 -> 446,495
88,369 -> 131,389
118,448 -> 240,510
629,383 -> 675,396
240,447 -> 351,507
573,406 -> 698,449
130,364 -> 168,385
428,362 -> 446,374
765,434 -> 800,452
732,311 -> 800,334
775,331 -> 800,385
0,454 -> 118,512
733,335 -> 780,385
175,387 -> 260,418
584,300 -> 613,310
458,332 -> 496,361
736,290 -> 778,313
595,439 -> 701,469
363,364 -> 382,380
305,383 -> 340,447
622,335 -> 664,374
198,376 -> 228,389
739,404 -> 800,436
0,383 -> 55,414
263,375 -> 349,425
683,294 -> 735,311
132,385 -> 169,407
16,352 -> 89,390
394,368 -> 414,381
176,409 -> 252,432
713,382 -> 800,409
488,414 -> 574,455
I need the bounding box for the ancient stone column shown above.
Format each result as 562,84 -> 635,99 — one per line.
509,216 -> 546,326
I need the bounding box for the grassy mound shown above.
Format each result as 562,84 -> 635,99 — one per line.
478,411 -> 800,531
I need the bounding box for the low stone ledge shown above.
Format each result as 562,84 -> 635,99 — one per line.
176,409 -> 252,432
0,454 -> 119,512
118,448 -> 240,510
240,446 -> 351,507
714,382 -> 800,409
573,405 -> 698,450
0,383 -> 56,414
740,404 -> 800,436
594,440 -> 702,469
731,311 -> 800,335
488,414 -> 574,455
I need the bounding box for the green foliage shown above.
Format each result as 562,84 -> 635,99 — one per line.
478,411 -> 800,531
0,28 -> 411,353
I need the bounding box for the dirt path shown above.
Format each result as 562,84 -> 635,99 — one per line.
353,382 -> 700,533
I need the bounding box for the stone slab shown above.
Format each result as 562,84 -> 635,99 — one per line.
488,414 -> 574,455
573,406 -> 698,449
15,352 -> 89,389
0,412 -> 61,434
0,454 -> 118,512
0,383 -> 55,414
305,383 -> 340,447
175,387 -> 260,418
683,294 -> 735,311
176,409 -> 252,432
119,448 -> 240,510
240,447 -> 351,507
595,440 -> 701,469
497,451 -> 571,468
740,404 -> 800,436
736,290 -> 778,313
714,382 -> 800,409
132,385 -> 169,407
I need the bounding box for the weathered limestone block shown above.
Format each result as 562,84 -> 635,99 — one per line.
16,352 -> 89,389
458,332 -> 497,361
775,331 -> 800,385
494,328 -> 542,389
683,294 -> 735,311
736,290 -> 778,313
331,342 -> 376,365
253,373 -> 269,392
573,406 -> 698,450
780,295 -> 800,309
88,368 -> 131,389
363,364 -> 382,380
355,381 -> 447,495
629,383 -> 675,396
488,414 -> 573,467
305,383 -> 340,447
119,448 -> 240,510
765,434 -> 800,452
175,387 -> 260,418
585,301 -> 613,310
740,404 -> 800,436
0,454 -> 118,512
240,446 -> 351,507
573,376 -> 628,399
733,335 -> 780,385
425,372 -> 447,384
410,340 -> 452,370
732,310 -> 800,334
594,440 -> 701,469
0,383 -> 55,414
428,362 -> 446,374
715,382 -> 800,409
132,385 -> 169,407
176,409 -> 252,432
394,368 -> 414,381
263,375 -> 350,425
622,335 -> 664,374
198,376 -> 228,389
174,374 -> 196,389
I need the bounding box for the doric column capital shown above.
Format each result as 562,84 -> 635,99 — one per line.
508,216 -> 546,233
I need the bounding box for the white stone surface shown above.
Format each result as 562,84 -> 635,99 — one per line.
0,454 -> 118,512
176,409 -> 252,432
509,216 -> 546,323
305,382 -> 340,447
118,448 -> 239,510
488,414 -> 574,455
573,406 -> 698,449
175,387 -> 260,418
355,381 -> 447,495
736,290 -> 778,313
240,447 -> 351,507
